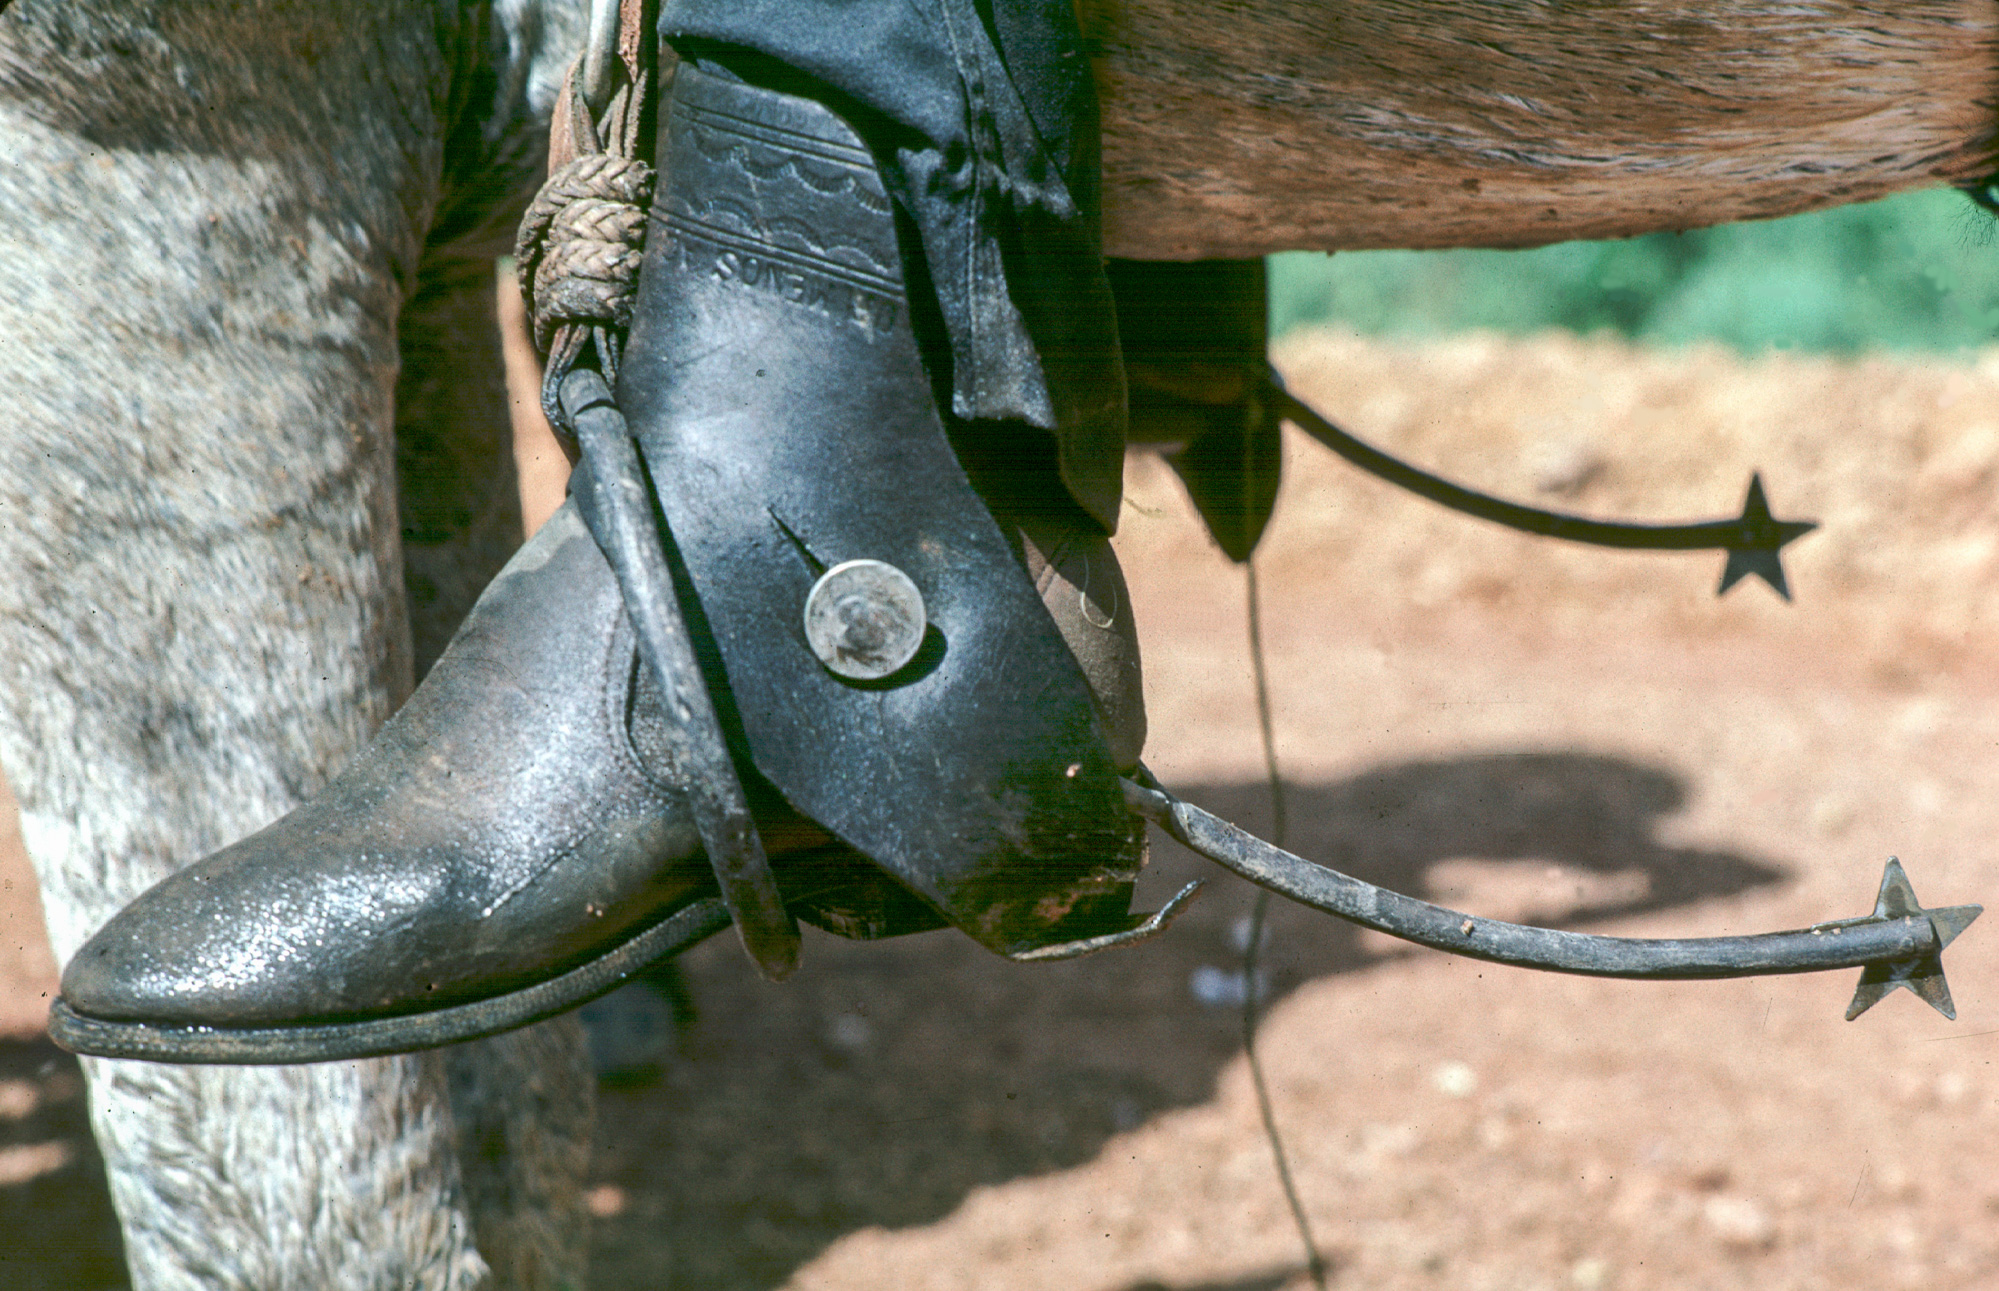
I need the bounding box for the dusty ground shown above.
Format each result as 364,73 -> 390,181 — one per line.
9,328 -> 1999,1289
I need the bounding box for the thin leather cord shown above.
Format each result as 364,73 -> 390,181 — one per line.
1241,560 -> 1330,1290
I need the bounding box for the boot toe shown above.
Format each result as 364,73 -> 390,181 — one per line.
59,500 -> 711,1038
62,907 -> 213,1026
61,832 -> 447,1028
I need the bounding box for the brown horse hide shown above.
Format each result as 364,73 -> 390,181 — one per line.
1088,0 -> 1999,258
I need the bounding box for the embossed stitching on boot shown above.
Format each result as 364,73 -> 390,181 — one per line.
658,87 -> 907,335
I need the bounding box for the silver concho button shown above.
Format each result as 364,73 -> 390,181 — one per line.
803,559 -> 927,680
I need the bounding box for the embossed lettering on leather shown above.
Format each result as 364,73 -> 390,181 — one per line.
660,90 -> 903,332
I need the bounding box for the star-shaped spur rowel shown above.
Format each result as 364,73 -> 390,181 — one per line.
1844,858 -> 1983,1021
1717,473 -> 1818,600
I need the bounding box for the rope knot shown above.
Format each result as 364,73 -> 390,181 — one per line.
516,152 -> 656,353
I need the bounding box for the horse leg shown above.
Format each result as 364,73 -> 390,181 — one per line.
0,4 -> 592,1286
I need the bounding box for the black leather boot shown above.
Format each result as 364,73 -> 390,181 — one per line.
51,62 -> 1153,1064
52,496 -> 728,1061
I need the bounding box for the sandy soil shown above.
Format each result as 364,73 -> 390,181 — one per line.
9,329 -> 1999,1290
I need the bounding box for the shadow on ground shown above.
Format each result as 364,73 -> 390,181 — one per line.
0,1037 -> 127,1291
0,750 -> 1781,1290
586,750 -> 1783,1289
1119,1273 -> 1299,1291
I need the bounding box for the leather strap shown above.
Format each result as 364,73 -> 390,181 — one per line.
522,0 -> 803,980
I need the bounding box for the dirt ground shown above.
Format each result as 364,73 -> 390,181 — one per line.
9,328 -> 1999,1289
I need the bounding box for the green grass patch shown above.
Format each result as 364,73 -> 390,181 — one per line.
1269,187 -> 1999,354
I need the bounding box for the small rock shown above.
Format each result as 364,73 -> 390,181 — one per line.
1687,1165 -> 1730,1193
1227,914 -> 1271,954
584,1183 -> 627,1218
1431,1060 -> 1478,1098
1188,965 -> 1269,1008
1530,437 -> 1605,497
0,1141 -> 70,1187
1808,794 -> 1855,839
826,1012 -> 873,1052
1359,1121 -> 1422,1159
1702,1195 -> 1775,1250
0,1078 -> 38,1121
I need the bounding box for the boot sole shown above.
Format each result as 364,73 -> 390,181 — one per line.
49,897 -> 733,1065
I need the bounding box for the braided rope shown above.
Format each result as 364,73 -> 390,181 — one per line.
516,151 -> 655,353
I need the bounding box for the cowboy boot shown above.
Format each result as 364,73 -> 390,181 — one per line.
52,62 -> 1148,1064
611,59 -> 1144,955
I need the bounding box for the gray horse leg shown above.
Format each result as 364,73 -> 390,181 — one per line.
398,202 -> 599,1291
0,4 -> 592,1286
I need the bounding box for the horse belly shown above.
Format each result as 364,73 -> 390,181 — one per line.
1090,0 -> 1998,257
